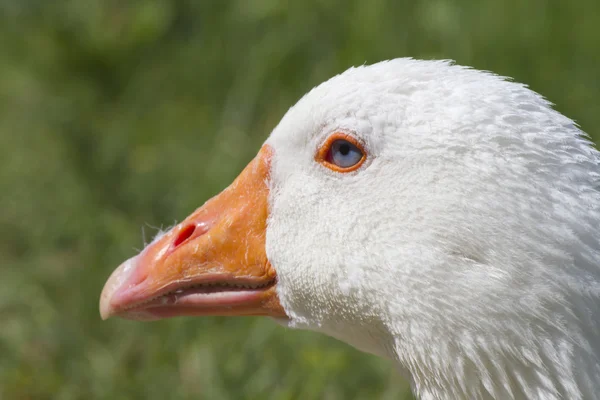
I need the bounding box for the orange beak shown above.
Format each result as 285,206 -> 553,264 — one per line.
99,145 -> 285,320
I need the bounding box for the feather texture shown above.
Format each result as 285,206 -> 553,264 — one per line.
265,59 -> 600,399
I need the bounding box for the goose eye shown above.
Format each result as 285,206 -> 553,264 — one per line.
328,140 -> 363,168
316,133 -> 366,172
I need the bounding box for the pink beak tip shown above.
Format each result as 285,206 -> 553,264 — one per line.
99,255 -> 139,320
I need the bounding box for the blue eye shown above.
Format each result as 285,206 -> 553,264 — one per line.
316,134 -> 367,172
327,139 -> 364,169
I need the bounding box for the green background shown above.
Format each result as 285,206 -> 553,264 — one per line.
1,1 -> 598,399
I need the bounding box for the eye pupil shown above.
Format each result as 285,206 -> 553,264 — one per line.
339,143 -> 350,156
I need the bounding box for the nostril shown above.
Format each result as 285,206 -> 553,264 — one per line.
173,225 -> 196,248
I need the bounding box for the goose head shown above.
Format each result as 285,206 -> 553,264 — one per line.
100,59 -> 600,399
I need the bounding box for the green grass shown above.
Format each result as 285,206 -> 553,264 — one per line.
0,1 -> 598,399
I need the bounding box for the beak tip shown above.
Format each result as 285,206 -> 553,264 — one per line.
99,309 -> 112,320
99,284 -> 117,320
99,255 -> 139,321
99,296 -> 115,320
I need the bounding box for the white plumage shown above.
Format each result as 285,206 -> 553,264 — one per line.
266,59 -> 600,399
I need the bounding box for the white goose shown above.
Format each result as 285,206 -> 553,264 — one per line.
100,59 -> 600,400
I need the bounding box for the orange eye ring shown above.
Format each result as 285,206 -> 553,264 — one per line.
315,132 -> 367,173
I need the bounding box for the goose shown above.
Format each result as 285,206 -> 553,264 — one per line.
99,58 -> 600,400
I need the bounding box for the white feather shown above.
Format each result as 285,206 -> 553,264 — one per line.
264,59 -> 600,399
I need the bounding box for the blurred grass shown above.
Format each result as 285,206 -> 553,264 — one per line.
0,1 -> 598,399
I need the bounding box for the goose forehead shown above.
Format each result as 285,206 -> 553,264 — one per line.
266,60 -> 437,144
266,58 -> 546,152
